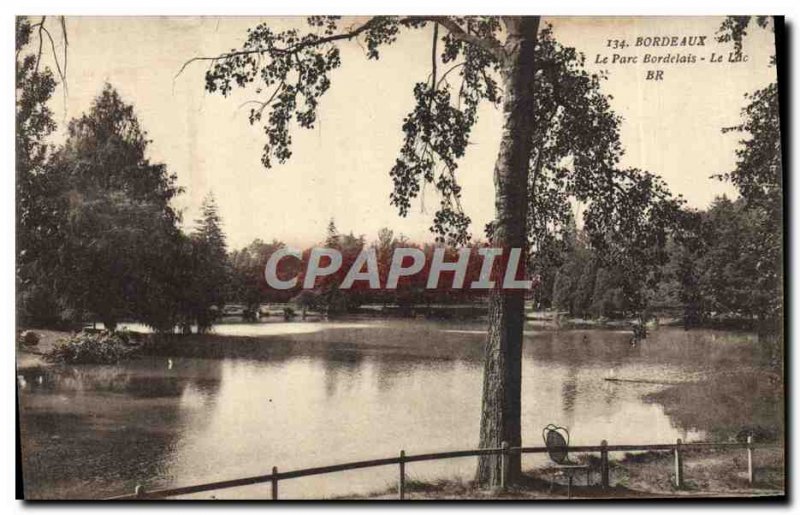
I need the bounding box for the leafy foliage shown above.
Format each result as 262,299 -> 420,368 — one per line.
21,84 -> 187,331
713,81 -> 782,327
389,19 -> 504,243
229,238 -> 291,315
56,85 -> 182,211
16,17 -> 62,326
718,83 -> 782,218
203,18 -> 684,258
202,16 -> 508,244
708,19 -> 781,329
44,330 -> 140,365
520,27 -> 685,316
179,194 -> 231,332
658,196 -> 781,330
716,16 -> 772,57
551,228 -> 646,319
204,17 -> 414,168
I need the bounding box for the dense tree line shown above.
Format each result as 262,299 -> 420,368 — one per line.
549,80 -> 782,336
17,15 -> 781,342
226,220 -> 495,318
16,18 -> 230,334
547,195 -> 779,327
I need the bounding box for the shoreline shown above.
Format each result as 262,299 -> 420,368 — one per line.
17,324 -> 784,500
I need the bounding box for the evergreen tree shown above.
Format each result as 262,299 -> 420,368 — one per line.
184,193 -> 230,332
195,193 -> 228,256
325,218 -> 340,248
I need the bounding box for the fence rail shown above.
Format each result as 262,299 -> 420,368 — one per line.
107,437 -> 778,500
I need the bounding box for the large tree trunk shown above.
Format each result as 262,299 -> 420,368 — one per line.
475,16 -> 539,488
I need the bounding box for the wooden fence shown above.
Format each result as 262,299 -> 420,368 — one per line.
108,436 -> 776,500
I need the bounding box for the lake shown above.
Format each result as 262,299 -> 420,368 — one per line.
17,319 -> 761,499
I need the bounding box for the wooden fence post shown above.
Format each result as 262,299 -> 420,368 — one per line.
674,438 -> 683,489
271,466 -> 278,500
747,435 -> 754,485
399,450 -> 406,500
500,441 -> 510,491
600,440 -> 609,488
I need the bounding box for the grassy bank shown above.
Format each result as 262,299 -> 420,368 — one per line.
344,446 -> 784,500
15,329 -> 263,365
644,369 -> 784,443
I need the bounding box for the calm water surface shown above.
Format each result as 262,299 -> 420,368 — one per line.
17,320 -> 758,499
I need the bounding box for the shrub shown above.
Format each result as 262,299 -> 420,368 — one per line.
44,330 -> 140,365
18,330 -> 40,347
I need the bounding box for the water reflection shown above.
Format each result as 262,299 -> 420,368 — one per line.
18,321 -> 759,499
561,366 -> 579,419
18,357 -> 224,499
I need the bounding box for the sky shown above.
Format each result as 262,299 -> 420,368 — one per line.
34,16 -> 778,249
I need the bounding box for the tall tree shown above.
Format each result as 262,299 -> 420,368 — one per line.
16,17 -> 62,325
185,193 -> 230,332
717,83 -> 782,331
192,16 -> 679,485
195,193 -> 228,255
50,85 -> 183,330
716,15 -> 782,336
664,196 -> 780,332
229,238 -> 289,315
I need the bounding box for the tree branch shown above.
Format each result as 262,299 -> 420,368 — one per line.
60,16 -> 68,80
41,25 -> 65,85
176,17 -> 385,79
178,16 -> 507,80
238,80 -> 286,117
34,16 -> 45,72
430,22 -> 438,89
404,16 -> 506,62
436,62 -> 466,89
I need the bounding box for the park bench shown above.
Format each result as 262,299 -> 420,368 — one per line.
542,424 -> 591,498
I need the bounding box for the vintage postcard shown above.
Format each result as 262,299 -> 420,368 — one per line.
15,15 -> 785,501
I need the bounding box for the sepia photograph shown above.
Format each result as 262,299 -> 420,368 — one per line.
14,12 -> 786,502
